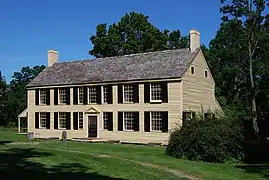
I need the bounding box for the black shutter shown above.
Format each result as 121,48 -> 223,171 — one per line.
144,82 -> 150,103
66,87 -> 70,105
118,85 -> 123,103
144,111 -> 150,132
118,112 -> 123,131
73,87 -> 78,105
35,112 -> 39,129
83,86 -> 88,105
134,112 -> 140,131
182,111 -> 187,126
133,83 -> 139,103
96,86 -> 102,104
161,82 -> 168,103
107,85 -> 113,104
54,112 -> 58,129
35,89 -> 39,105
66,112 -> 71,130
162,111 -> 168,132
107,112 -> 113,131
54,88 -> 58,105
73,112 -> 78,130
46,89 -> 50,105
46,112 -> 50,129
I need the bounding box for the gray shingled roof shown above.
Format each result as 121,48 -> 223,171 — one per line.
27,48 -> 199,87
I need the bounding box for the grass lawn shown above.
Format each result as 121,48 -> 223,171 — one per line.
0,129 -> 268,180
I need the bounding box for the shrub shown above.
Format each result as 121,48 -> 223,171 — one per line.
166,110 -> 244,163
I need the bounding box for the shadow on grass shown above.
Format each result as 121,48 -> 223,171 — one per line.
0,141 -> 12,145
236,164 -> 269,179
0,147 -> 126,180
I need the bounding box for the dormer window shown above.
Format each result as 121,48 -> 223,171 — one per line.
59,88 -> 67,104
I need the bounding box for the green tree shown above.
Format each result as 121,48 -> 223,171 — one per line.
0,71 -> 8,126
89,12 -> 188,57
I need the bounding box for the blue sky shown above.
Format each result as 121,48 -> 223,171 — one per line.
0,0 -> 222,81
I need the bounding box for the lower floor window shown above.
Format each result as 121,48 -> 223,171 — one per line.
79,112 -> 83,129
182,111 -> 196,125
124,112 -> 134,131
39,112 -> 47,128
151,112 -> 162,131
103,112 -> 109,130
59,112 -> 67,129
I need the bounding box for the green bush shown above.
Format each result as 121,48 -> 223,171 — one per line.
166,111 -> 244,163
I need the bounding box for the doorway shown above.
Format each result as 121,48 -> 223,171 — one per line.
88,116 -> 97,137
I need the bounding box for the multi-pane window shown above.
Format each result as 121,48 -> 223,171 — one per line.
150,83 -> 161,101
182,111 -> 196,125
59,112 -> 67,129
151,112 -> 162,131
39,112 -> 47,128
78,87 -> 83,104
124,112 -> 134,131
79,112 -> 83,129
59,89 -> 67,104
123,85 -> 134,103
40,90 -> 47,105
103,86 -> 108,104
103,112 -> 109,130
88,87 -> 97,104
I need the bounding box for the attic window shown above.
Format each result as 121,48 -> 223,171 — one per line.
191,66 -> 195,74
205,70 -> 208,77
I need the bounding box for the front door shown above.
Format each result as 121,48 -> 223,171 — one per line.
88,116 -> 97,137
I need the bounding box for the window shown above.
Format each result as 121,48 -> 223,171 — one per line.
78,87 -> 83,104
79,112 -> 83,129
59,89 -> 67,104
205,70 -> 208,77
150,83 -> 162,101
102,86 -> 108,104
151,112 -> 162,131
88,87 -> 97,104
191,66 -> 195,74
59,112 -> 67,129
39,90 -> 47,105
103,112 -> 109,130
182,111 -> 196,125
39,112 -> 47,128
123,85 -> 134,103
124,112 -> 134,131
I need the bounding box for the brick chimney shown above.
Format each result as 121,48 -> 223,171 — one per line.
190,29 -> 200,52
48,50 -> 58,67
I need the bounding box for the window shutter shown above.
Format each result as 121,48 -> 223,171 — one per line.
162,111 -> 168,132
46,89 -> 50,105
161,82 -> 168,103
107,112 -> 113,131
133,83 -> 139,103
144,83 -> 150,103
144,111 -> 150,132
54,112 -> 58,129
73,112 -> 78,130
66,87 -> 70,105
35,89 -> 39,105
46,112 -> 50,129
118,112 -> 123,131
73,87 -> 78,105
118,85 -> 123,103
54,88 -> 58,105
35,112 -> 39,129
107,85 -> 113,104
83,86 -> 88,105
96,86 -> 102,104
182,112 -> 187,126
66,112 -> 71,130
134,112 -> 140,131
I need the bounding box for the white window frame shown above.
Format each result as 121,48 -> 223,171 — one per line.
150,112 -> 162,132
39,112 -> 47,129
39,89 -> 47,105
58,89 -> 67,105
103,112 -> 109,130
58,112 -> 67,129
78,87 -> 83,104
102,86 -> 108,104
123,84 -> 134,103
149,83 -> 162,103
123,112 -> 134,131
88,87 -> 97,104
78,112 -> 83,129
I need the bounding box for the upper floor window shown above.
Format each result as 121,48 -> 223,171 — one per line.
205,70 -> 208,77
59,88 -> 67,104
39,112 -> 47,128
151,112 -> 162,131
39,90 -> 47,105
58,112 -> 67,129
102,86 -> 108,104
78,87 -> 83,104
150,83 -> 162,102
123,112 -> 134,131
88,87 -> 97,104
123,84 -> 134,103
191,66 -> 195,74
79,112 -> 83,129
